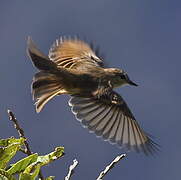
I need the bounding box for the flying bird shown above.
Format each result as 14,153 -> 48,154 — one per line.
27,36 -> 158,155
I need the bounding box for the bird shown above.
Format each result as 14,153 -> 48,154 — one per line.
27,36 -> 158,155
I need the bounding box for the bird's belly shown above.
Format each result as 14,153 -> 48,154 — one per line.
62,76 -> 98,95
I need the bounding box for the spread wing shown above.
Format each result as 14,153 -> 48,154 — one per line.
48,37 -> 104,70
69,91 -> 159,155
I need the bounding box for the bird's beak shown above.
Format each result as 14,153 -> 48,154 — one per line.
128,80 -> 138,86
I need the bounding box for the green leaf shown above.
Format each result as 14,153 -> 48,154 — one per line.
19,163 -> 41,180
0,169 -> 16,180
0,138 -> 25,169
19,147 -> 64,180
7,153 -> 38,175
0,137 -> 25,147
45,176 -> 55,180
37,147 -> 64,165
19,173 -> 31,180
0,175 -> 8,180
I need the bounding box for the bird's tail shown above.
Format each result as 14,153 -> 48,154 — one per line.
32,72 -> 65,113
27,37 -> 66,112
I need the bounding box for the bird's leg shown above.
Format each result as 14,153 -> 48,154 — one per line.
92,80 -> 113,99
109,92 -> 120,104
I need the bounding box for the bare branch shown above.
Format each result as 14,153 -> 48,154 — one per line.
7,110 -> 32,155
7,109 -> 44,180
65,159 -> 79,180
96,154 -> 126,180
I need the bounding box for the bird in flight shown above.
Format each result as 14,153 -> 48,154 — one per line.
27,36 -> 158,155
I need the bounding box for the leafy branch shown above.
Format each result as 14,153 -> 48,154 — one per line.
7,110 -> 32,155
0,109 -> 126,180
0,110 -> 64,180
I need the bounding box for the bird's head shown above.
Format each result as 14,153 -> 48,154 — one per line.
105,68 -> 138,87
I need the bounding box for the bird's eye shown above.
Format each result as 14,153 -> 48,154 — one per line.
120,75 -> 126,79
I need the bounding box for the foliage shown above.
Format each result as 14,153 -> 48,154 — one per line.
0,137 -> 64,180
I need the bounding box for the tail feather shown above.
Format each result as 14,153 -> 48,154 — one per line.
27,37 -> 69,112
27,37 -> 57,71
27,37 -> 67,112
32,72 -> 65,113
32,81 -> 60,100
35,88 -> 61,113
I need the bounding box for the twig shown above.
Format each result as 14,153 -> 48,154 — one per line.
7,109 -> 44,180
65,159 -> 79,180
7,110 -> 32,155
96,154 -> 126,180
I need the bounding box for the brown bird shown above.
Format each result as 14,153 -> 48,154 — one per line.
27,36 -> 158,155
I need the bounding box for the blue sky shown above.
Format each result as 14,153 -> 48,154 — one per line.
0,1 -> 180,179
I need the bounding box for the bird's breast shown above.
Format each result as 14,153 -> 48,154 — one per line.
60,73 -> 99,95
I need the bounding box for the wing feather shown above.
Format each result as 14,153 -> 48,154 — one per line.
102,106 -> 118,138
108,112 -> 121,143
48,37 -> 103,70
68,92 -> 159,155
